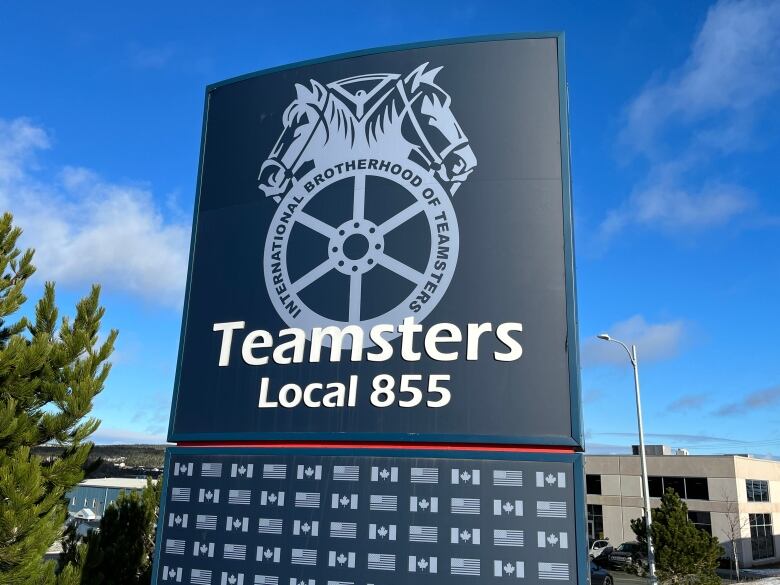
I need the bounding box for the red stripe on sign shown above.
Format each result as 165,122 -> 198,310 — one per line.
176,441 -> 577,453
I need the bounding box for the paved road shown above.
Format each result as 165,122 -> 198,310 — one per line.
612,569 -> 650,585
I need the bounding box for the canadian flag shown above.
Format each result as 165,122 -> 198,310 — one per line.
408,556 -> 438,573
173,462 -> 192,476
537,531 -> 568,548
494,561 -> 525,578
193,542 -> 215,557
162,566 -> 182,581
226,516 -> 249,532
451,468 -> 481,485
221,573 -> 244,585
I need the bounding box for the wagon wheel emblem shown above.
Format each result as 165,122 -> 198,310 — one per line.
263,161 -> 458,346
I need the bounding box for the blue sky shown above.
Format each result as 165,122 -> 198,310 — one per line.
1,0 -> 779,454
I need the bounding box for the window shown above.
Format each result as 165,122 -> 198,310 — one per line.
747,480 -> 769,502
587,504 -> 604,540
749,513 -> 775,560
586,474 -> 602,495
688,511 -> 712,535
647,476 -> 709,500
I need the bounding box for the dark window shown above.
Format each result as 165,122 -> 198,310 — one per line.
588,504 -> 604,540
747,480 -> 769,502
648,476 -> 663,498
685,477 -> 709,500
688,511 -> 712,535
664,476 -> 686,498
586,474 -> 602,495
750,513 -> 775,560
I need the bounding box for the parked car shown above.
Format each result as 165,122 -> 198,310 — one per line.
590,561 -> 614,585
608,541 -> 647,570
589,538 -> 612,559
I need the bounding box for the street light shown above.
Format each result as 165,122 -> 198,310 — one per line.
597,333 -> 656,583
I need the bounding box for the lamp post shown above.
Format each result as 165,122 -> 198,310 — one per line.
597,333 -> 656,583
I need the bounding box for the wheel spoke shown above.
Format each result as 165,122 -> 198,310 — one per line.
297,212 -> 337,239
291,258 -> 335,293
379,253 -> 425,285
349,272 -> 362,321
353,174 -> 365,221
379,202 -> 423,235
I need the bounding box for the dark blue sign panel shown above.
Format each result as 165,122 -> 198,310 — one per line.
168,34 -> 581,447
152,448 -> 587,585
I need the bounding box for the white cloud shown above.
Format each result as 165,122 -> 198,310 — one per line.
603,0 -> 780,240
581,315 -> 687,367
0,117 -> 190,307
92,426 -> 168,445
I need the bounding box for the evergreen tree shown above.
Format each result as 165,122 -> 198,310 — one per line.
76,477 -> 161,584
632,488 -> 723,585
0,213 -> 117,584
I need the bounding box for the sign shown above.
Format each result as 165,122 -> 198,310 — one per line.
153,448 -> 586,585
168,34 -> 580,445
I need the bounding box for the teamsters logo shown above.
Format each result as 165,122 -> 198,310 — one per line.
258,63 -> 477,345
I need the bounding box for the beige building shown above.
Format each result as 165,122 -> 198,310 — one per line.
585,448 -> 780,568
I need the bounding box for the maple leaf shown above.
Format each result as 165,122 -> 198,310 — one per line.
547,533 -> 559,546
340,495 -> 350,507
380,468 -> 390,480
460,529 -> 471,542
174,515 -> 182,525
503,501 -> 514,513
418,498 -> 429,509
418,558 -> 429,570
301,522 -> 311,533
337,553 -> 347,565
228,576 -> 237,585
233,518 -> 242,528
205,490 -> 213,500
377,526 -> 388,538
264,549 -> 273,559
168,569 -> 176,577
305,466 -> 314,477
504,563 -> 515,574
200,544 -> 208,553
268,493 -> 277,503
238,465 -> 246,475
545,473 -> 556,485
460,471 -> 471,482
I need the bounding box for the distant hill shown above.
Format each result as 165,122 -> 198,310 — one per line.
34,444 -> 167,478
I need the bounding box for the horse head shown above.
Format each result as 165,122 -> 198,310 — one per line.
258,79 -> 330,199
402,63 -> 477,192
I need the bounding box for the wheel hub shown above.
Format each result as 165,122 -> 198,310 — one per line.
329,219 -> 384,275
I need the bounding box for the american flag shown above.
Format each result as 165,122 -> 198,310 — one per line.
193,542 -> 215,558
195,515 -> 217,530
291,548 -> 317,566
451,468 -> 480,485
201,462 -> 222,477
494,560 -> 525,578
231,463 -> 253,478
494,529 -> 525,547
333,465 -> 359,481
450,557 -> 480,576
263,464 -> 287,479
538,562 -> 570,580
256,546 -> 281,563
254,576 -> 278,585
408,556 -> 438,573
223,544 -> 246,560
329,521 -> 357,539
327,581 -> 354,585
258,518 -> 283,535
367,553 -> 395,571
408,525 -> 437,543
410,467 -> 438,484
369,495 -> 397,511
190,569 -> 212,585
170,487 -> 190,502
451,497 -> 480,514
493,470 -> 523,486
537,501 -> 567,518
220,574 -> 243,585
228,489 -> 251,505
165,539 -> 185,555
295,492 -> 320,508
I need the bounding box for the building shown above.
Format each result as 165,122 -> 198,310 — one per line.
585,448 -> 780,568
65,477 -> 148,535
